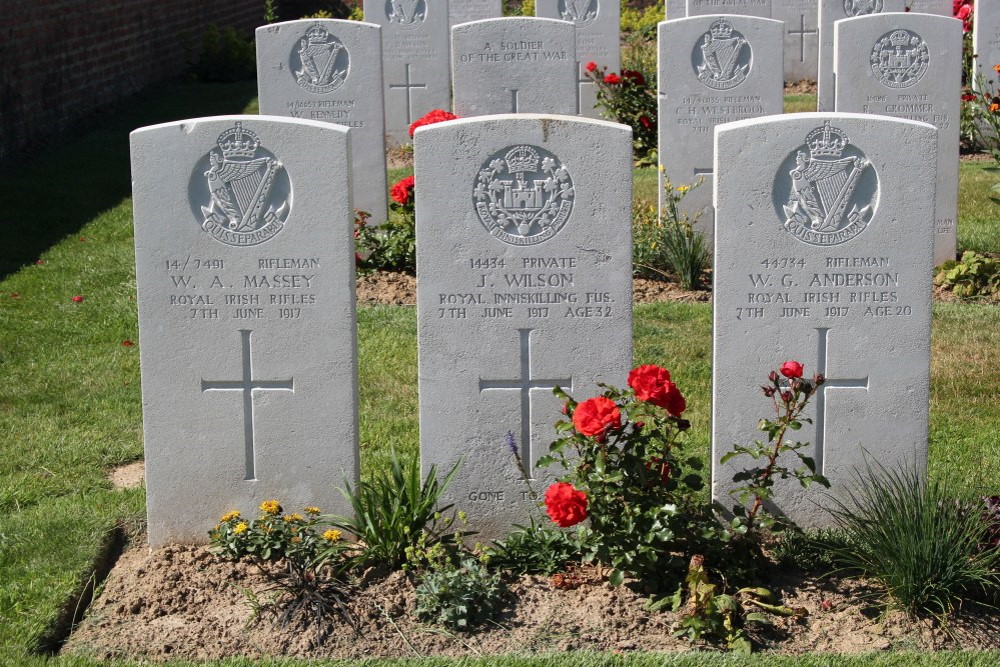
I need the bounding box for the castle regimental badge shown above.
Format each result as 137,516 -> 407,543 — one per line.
386,0 -> 426,30
871,29 -> 929,88
560,0 -> 598,28
844,0 -> 883,16
293,24 -> 350,94
695,20 -> 751,91
474,145 -> 574,246
777,121 -> 878,247
195,122 -> 291,247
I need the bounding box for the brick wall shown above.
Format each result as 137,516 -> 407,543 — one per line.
0,0 -> 262,165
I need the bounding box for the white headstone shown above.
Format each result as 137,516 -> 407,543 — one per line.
535,0 -> 621,118
906,0 -> 950,15
364,0 -> 451,144
817,0 -> 905,112
686,0 -> 771,18
712,113 -> 936,528
773,0 -> 819,82
452,18 -> 578,117
834,13 -> 962,265
415,114 -> 633,538
666,0 -> 686,19
256,20 -> 388,224
130,116 -> 359,546
974,0 -> 1000,88
657,15 -> 784,242
450,0 -> 502,26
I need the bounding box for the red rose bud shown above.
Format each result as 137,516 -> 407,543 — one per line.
122,339 -> 134,347
35,260 -> 44,265
71,295 -> 84,303
633,421 -> 645,430
585,61 -> 598,72
762,385 -> 776,397
768,371 -> 779,383
780,391 -> 793,403
595,433 -> 607,444
814,373 -> 825,385
572,396 -> 621,436
791,379 -> 801,392
780,361 -> 804,378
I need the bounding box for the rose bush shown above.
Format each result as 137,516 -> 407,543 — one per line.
584,62 -> 657,165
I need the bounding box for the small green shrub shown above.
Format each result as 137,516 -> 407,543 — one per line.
620,2 -> 663,35
488,519 -> 592,575
934,250 -> 1000,300
415,557 -> 506,630
632,179 -> 710,290
327,450 -> 461,569
188,25 -> 255,83
825,462 -> 1000,617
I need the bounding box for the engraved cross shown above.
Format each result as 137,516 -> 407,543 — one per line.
479,329 -> 572,479
508,88 -> 520,113
788,14 -> 818,63
792,327 -> 869,476
201,329 -> 294,481
389,63 -> 427,124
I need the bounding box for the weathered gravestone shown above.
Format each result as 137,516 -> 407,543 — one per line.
834,13 -> 961,265
686,0 -> 771,18
666,0 -> 686,19
450,0 -> 502,26
256,20 -> 388,224
773,0 -> 819,82
817,0 -> 905,112
364,0 -> 451,144
974,0 -> 1000,87
535,0 -> 621,118
415,114 -> 633,538
131,117 -> 359,547
658,15 -> 784,242
712,113 -> 936,528
906,0 -> 950,15
452,18 -> 577,117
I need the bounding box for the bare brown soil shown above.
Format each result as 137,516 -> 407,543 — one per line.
63,543 -> 997,662
108,461 -> 145,490
785,80 -> 817,95
355,271 -> 711,307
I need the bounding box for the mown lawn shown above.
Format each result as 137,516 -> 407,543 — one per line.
0,81 -> 997,664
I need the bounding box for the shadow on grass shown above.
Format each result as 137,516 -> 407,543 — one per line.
0,80 -> 257,279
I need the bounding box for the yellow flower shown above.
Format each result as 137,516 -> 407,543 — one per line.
322,529 -> 343,542
260,499 -> 281,514
304,506 -> 321,515
283,513 -> 303,522
233,521 -> 248,534
220,510 -> 240,522
677,185 -> 689,193
657,164 -> 665,173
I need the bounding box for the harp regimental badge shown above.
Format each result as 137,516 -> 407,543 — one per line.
871,29 -> 929,89
779,121 -> 877,247
293,24 -> 349,94
844,0 -> 884,16
695,20 -> 751,91
386,0 -> 426,30
474,145 -> 575,246
197,122 -> 290,247
560,0 -> 598,28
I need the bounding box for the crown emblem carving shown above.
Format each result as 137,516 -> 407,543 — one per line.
505,146 -> 541,173
709,20 -> 734,39
889,29 -> 913,48
305,24 -> 330,43
806,121 -> 848,158
217,122 -> 260,160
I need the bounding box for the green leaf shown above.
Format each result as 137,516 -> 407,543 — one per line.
609,569 -> 625,587
719,451 -> 738,464
534,455 -> 556,468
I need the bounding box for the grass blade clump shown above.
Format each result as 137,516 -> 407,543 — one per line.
825,461 -> 1000,618
328,450 -> 460,569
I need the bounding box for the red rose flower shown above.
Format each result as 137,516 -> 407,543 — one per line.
779,360 -> 804,379
638,115 -> 652,129
572,396 -> 621,436
408,109 -> 458,137
963,93 -> 977,102
628,364 -> 686,416
390,175 -> 415,205
122,339 -> 134,347
623,69 -> 645,85
603,73 -> 621,85
71,295 -> 84,303
585,61 -> 598,72
544,482 -> 588,527
35,260 -> 44,265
